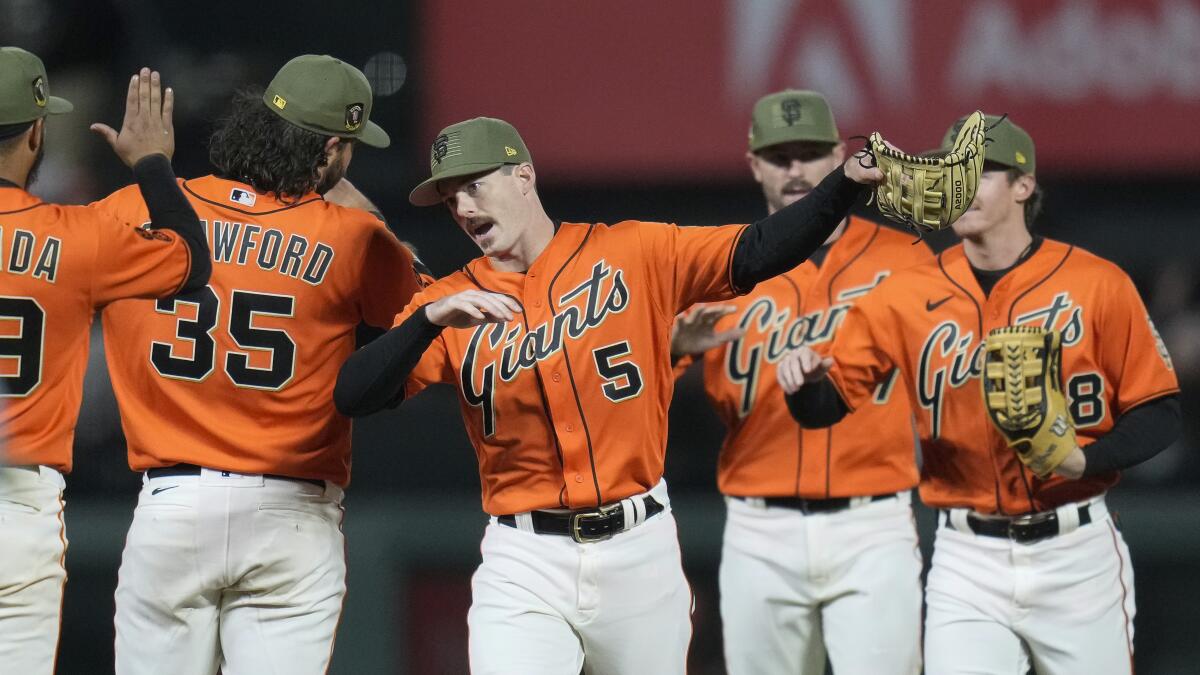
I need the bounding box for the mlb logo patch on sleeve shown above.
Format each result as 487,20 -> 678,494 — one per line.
229,188 -> 257,207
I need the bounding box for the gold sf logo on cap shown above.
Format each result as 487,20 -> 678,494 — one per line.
345,103 -> 364,131
32,77 -> 47,107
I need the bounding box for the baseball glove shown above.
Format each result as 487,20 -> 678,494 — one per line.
868,110 -> 986,233
981,325 -> 1077,479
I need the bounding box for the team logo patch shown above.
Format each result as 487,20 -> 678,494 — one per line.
1014,150 -> 1027,165
272,95 -> 287,109
344,103 -> 364,131
229,188 -> 257,207
505,145 -> 518,157
779,98 -> 803,126
32,77 -> 47,107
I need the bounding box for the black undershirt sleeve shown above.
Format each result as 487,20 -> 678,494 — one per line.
784,377 -> 851,428
730,166 -> 867,292
133,154 -> 210,292
334,306 -> 445,417
1081,395 -> 1180,476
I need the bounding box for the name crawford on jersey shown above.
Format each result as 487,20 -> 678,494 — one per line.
141,218 -> 335,286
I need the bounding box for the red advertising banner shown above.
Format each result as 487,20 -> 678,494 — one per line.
420,0 -> 1200,179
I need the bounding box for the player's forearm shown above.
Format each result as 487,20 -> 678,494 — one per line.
133,154 -> 211,291
784,377 -> 850,428
730,165 -> 867,291
1080,395 -> 1180,476
334,306 -> 445,417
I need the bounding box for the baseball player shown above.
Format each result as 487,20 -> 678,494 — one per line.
0,51 -> 208,675
92,55 -> 419,675
669,90 -> 930,674
334,116 -> 883,674
777,116 -> 1181,674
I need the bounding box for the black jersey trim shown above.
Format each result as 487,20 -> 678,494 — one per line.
463,268 -> 568,507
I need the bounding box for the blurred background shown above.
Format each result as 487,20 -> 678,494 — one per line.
4,0 -> 1199,672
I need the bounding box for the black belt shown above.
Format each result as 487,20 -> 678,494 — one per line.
146,463 -> 325,489
945,504 -> 1092,544
739,493 -> 898,515
498,495 -> 664,543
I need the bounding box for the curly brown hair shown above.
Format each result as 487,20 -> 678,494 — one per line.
208,87 -> 332,201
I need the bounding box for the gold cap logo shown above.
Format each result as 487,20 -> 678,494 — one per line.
1014,151 -> 1027,165
505,146 -> 518,157
272,95 -> 287,109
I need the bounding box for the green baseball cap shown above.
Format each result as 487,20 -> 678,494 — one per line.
942,114 -> 1034,174
0,47 -> 73,126
409,117 -> 531,206
262,54 -> 389,148
748,89 -> 839,152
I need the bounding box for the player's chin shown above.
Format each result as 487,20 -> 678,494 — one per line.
950,211 -> 987,237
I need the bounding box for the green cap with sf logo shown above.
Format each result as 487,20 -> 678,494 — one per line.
409,117 -> 532,206
262,54 -> 389,148
748,89 -> 839,152
0,47 -> 73,128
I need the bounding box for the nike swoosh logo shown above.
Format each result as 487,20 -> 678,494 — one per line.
151,485 -> 179,495
926,295 -> 953,312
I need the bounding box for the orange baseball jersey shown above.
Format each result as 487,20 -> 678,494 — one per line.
0,184 -> 192,473
692,217 -> 931,498
94,176 -> 418,486
397,220 -> 747,515
826,238 -> 1179,514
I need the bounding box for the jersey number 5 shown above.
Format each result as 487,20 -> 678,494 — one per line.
0,296 -> 45,397
592,341 -> 643,402
151,286 -> 296,390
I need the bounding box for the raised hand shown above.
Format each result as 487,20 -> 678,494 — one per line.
426,290 -> 522,328
670,305 -> 744,357
775,346 -> 833,394
90,67 -> 175,167
844,143 -> 885,185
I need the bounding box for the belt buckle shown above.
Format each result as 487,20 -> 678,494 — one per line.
570,503 -> 621,543
1007,512 -> 1054,543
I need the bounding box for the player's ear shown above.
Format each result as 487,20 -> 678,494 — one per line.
515,162 -> 536,196
746,151 -> 764,183
27,118 -> 44,153
831,141 -> 845,165
1012,173 -> 1036,203
322,136 -> 341,161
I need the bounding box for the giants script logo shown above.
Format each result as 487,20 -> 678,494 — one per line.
461,261 -> 630,436
724,272 -> 887,416
917,292 -> 1085,438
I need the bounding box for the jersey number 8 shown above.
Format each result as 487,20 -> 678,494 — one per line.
151,286 -> 296,390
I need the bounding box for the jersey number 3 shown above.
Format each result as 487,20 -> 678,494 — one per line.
151,286 -> 296,390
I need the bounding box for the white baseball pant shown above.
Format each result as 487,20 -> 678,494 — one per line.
925,495 -> 1136,675
719,491 -> 923,675
0,465 -> 67,675
468,480 -> 692,675
114,468 -> 346,675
